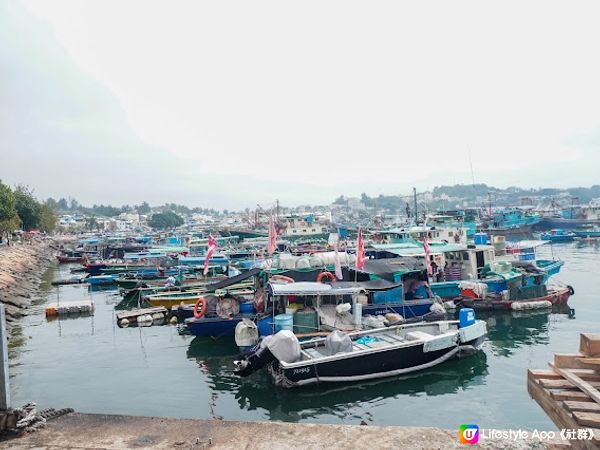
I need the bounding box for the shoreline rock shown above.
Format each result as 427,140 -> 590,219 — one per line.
0,241 -> 57,331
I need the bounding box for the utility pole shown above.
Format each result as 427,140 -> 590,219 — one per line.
413,187 -> 418,225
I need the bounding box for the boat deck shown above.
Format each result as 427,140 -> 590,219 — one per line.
297,323 -> 455,362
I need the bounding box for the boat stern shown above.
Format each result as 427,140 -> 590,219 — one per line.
457,320 -> 487,358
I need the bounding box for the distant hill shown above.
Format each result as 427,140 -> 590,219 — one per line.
335,184 -> 600,213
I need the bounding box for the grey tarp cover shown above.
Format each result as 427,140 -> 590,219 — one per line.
325,329 -> 353,355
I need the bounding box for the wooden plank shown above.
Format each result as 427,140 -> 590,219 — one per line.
564,401 -> 600,413
580,334 -> 600,358
115,307 -> 167,320
550,368 -> 600,382
295,332 -> 331,338
528,369 -> 562,380
572,411 -> 600,428
578,358 -> 600,367
528,379 -> 579,430
549,390 -> 593,402
528,380 -> 600,449
550,363 -> 600,377
554,353 -> 591,370
554,368 -> 600,405
539,379 -> 577,389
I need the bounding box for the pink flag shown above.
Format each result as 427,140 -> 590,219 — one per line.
268,216 -> 278,256
422,238 -> 432,276
203,235 -> 219,275
333,242 -> 343,280
355,228 -> 365,271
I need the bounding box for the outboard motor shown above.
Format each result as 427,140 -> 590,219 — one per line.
234,330 -> 301,377
234,345 -> 277,377
235,319 -> 259,354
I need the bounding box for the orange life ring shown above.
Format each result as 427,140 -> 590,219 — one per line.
317,271 -> 335,283
193,297 -> 207,319
270,275 -> 295,283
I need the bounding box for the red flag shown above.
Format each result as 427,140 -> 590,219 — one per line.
268,216 -> 278,256
203,235 -> 219,275
333,241 -> 343,280
422,238 -> 432,275
355,228 -> 365,271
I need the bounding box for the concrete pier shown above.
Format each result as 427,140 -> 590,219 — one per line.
0,413 -> 567,449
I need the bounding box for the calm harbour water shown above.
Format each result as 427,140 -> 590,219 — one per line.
8,241 -> 600,430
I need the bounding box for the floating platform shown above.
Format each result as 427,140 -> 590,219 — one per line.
45,300 -> 95,317
116,307 -> 168,328
51,276 -> 88,286
528,333 -> 600,448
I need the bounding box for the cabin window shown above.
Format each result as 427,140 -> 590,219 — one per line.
312,229 -> 316,232
462,252 -> 469,260
448,231 -> 454,237
293,230 -> 297,233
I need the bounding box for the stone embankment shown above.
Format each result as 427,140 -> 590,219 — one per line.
0,241 -> 57,331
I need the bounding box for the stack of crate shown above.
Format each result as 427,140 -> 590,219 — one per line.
528,333 -> 600,449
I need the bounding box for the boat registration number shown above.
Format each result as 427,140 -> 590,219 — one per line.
292,367 -> 311,375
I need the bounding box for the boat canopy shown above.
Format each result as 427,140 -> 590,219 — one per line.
268,282 -> 365,296
361,257 -> 423,274
508,240 -> 548,250
206,268 -> 261,291
372,242 -> 467,256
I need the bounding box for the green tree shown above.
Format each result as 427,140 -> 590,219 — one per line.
46,197 -> 58,210
137,201 -> 151,215
85,216 -> 99,231
14,185 -> 42,231
148,211 -> 184,229
0,180 -> 20,238
39,201 -> 58,233
57,198 -> 69,211
68,197 -> 80,211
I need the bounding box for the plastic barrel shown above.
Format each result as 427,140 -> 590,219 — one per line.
274,314 -> 294,332
474,233 -> 488,245
257,317 -> 274,336
240,302 -> 256,314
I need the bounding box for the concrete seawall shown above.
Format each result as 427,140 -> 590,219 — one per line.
0,413 -> 568,449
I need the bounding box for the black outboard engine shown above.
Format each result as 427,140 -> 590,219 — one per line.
233,346 -> 276,377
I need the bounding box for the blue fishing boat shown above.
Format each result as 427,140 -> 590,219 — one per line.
87,274 -> 119,286
185,316 -> 246,338
540,229 -> 576,242
478,208 -> 541,236
371,239 -> 563,299
264,257 -> 437,319
573,226 -> 600,238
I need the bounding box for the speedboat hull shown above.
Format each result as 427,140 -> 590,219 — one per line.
235,320 -> 487,388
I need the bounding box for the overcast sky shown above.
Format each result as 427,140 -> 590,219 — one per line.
2,1 -> 600,209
